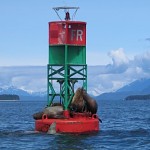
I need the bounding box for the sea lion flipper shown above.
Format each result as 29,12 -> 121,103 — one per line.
47,122 -> 56,134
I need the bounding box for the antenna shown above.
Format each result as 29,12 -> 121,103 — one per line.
53,7 -> 79,21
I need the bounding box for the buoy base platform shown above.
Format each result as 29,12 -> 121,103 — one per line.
35,111 -> 99,134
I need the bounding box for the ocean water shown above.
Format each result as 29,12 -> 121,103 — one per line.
0,100 -> 150,150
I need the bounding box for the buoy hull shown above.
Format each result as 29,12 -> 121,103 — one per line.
35,113 -> 99,134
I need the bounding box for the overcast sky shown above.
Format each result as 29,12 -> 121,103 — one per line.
0,0 -> 150,66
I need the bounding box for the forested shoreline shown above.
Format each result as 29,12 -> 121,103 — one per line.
0,94 -> 20,100
125,94 -> 150,100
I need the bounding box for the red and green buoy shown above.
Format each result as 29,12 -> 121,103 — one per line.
35,7 -> 100,133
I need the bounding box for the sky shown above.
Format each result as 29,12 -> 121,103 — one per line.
1,1 -> 150,94
0,0 -> 150,66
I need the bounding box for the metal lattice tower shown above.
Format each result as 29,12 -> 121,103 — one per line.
47,7 -> 87,110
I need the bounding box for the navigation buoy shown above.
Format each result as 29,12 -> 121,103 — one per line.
33,7 -> 101,134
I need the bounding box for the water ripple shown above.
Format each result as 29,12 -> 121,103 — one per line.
0,100 -> 150,149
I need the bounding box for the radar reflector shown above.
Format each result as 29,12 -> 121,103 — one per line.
53,6 -> 79,21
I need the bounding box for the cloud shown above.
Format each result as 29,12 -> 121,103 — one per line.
11,76 -> 46,92
145,38 -> 150,42
1,50 -> 150,96
0,66 -> 47,92
95,48 -> 130,74
108,48 -> 129,67
87,49 -> 150,95
134,51 -> 150,72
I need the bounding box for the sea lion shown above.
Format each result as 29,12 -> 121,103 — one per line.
82,89 -> 98,114
70,87 -> 85,113
33,106 -> 64,120
70,87 -> 98,114
44,106 -> 64,119
33,111 -> 44,120
47,122 -> 57,134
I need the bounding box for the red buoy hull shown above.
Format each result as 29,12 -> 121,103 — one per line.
35,113 -> 99,133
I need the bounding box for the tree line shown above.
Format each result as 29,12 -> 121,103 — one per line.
0,94 -> 20,100
125,94 -> 150,100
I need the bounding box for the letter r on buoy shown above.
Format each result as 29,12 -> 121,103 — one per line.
77,30 -> 83,41
71,29 -> 83,41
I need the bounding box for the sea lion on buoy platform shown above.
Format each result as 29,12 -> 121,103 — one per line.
70,87 -> 98,115
44,106 -> 64,119
33,105 -> 64,120
82,88 -> 98,114
33,111 -> 44,120
70,87 -> 85,113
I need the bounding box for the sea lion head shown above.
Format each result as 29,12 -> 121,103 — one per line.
70,87 -> 85,113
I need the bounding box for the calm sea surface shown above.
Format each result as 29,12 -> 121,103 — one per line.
0,99 -> 150,150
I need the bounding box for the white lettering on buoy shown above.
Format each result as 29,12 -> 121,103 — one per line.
71,30 -> 83,41
77,30 -> 83,41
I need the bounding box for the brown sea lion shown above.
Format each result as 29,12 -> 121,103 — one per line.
70,87 -> 98,114
70,87 -> 85,113
82,88 -> 98,114
33,111 -> 44,120
33,106 -> 64,120
44,106 -> 64,118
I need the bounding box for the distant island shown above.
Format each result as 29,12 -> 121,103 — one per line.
0,94 -> 20,100
125,94 -> 150,100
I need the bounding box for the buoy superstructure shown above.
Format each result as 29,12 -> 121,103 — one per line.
35,7 -> 100,134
